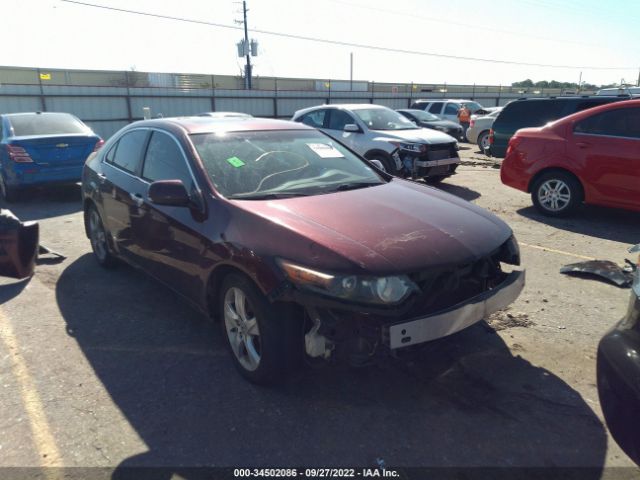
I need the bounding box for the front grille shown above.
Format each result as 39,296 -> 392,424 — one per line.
426,142 -> 457,161
406,251 -> 507,318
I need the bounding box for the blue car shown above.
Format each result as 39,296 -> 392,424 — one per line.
0,112 -> 103,202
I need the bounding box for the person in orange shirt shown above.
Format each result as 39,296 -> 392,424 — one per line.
457,104 -> 471,140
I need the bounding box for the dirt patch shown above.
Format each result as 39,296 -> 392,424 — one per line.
487,310 -> 535,331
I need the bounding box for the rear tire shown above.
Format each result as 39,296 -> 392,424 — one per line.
0,174 -> 19,203
219,273 -> 299,385
477,131 -> 490,152
531,171 -> 582,217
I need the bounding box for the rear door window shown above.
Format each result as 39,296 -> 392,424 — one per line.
8,113 -> 87,136
108,130 -> 148,174
497,100 -> 565,129
300,110 -> 327,128
142,131 -> 194,188
428,102 -> 444,114
575,108 -> 640,139
444,103 -> 459,115
327,110 -> 356,130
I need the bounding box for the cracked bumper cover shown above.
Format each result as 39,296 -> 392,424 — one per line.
387,269 -> 525,349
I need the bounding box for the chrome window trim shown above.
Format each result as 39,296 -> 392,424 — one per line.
574,132 -> 640,142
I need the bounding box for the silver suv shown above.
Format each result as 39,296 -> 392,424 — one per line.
292,104 -> 460,181
410,99 -> 484,123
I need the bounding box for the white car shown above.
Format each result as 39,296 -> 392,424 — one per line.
291,104 -> 460,181
466,108 -> 503,150
409,99 -> 484,123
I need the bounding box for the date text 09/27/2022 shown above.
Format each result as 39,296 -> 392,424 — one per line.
233,468 -> 399,478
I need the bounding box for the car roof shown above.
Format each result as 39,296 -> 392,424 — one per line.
2,111 -> 75,118
127,116 -> 313,135
397,109 -> 434,114
555,98 -> 640,122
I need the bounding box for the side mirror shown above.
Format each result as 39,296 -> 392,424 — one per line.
344,124 -> 360,133
148,180 -> 191,207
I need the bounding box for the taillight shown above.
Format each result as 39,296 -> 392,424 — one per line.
6,145 -> 33,163
506,136 -> 522,157
489,129 -> 494,145
470,119 -> 475,128
92,139 -> 105,152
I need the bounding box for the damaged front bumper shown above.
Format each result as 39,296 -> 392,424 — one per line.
296,268 -> 525,364
387,269 -> 525,349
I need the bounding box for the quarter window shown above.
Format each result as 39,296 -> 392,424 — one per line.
300,110 -> 327,128
428,102 -> 444,114
109,130 -> 148,173
142,131 -> 193,188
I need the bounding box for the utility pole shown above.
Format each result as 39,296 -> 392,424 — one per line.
637,67 -> 640,87
242,1 -> 251,89
235,1 -> 257,90
350,52 -> 353,91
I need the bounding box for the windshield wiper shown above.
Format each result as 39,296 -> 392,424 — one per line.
228,191 -> 311,200
330,182 -> 383,193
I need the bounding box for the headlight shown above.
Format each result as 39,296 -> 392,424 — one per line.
500,235 -> 520,265
390,141 -> 426,153
278,259 -> 418,305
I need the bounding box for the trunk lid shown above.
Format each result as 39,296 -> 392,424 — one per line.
9,134 -> 100,166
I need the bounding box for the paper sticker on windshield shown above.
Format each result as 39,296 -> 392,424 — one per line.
226,156 -> 245,168
306,143 -> 344,158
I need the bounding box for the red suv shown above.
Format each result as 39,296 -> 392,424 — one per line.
500,99 -> 640,216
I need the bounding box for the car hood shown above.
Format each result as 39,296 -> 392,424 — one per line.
371,128 -> 456,144
234,179 -> 512,274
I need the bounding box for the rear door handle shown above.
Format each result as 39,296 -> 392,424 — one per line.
130,192 -> 144,207
576,142 -> 591,149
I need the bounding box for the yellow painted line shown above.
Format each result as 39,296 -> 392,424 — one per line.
86,345 -> 226,356
520,242 -> 596,261
0,307 -> 64,474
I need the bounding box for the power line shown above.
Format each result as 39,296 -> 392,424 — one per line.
59,0 -> 636,71
325,0 -> 613,51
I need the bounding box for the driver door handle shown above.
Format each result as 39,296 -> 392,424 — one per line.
576,142 -> 591,149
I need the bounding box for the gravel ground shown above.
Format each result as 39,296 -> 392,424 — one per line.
0,144 -> 639,476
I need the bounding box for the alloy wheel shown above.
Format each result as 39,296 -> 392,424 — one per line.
89,209 -> 108,261
224,287 -> 261,371
537,179 -> 571,212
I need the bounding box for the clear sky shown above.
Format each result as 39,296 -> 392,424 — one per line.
6,0 -> 640,86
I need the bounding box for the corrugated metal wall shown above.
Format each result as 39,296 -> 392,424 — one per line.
0,65 -> 572,139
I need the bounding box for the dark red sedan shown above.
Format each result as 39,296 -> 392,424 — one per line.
82,117 -> 524,384
501,99 -> 640,216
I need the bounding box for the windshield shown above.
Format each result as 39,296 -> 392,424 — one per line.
353,108 -> 419,131
8,113 -> 88,136
465,102 -> 483,112
407,110 -> 440,122
190,130 -> 385,199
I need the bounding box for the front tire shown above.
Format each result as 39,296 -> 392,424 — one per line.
424,175 -> 449,184
86,205 -> 117,268
531,171 -> 582,217
219,274 -> 298,385
367,154 -> 395,175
